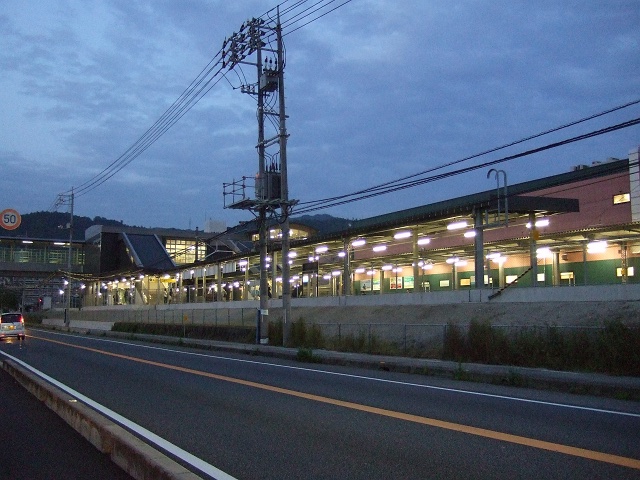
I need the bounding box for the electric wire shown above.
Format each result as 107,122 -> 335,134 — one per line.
292,116 -> 640,215
53,0 -> 355,203
296,98 -> 640,211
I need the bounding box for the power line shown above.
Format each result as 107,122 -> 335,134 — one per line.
54,0 -> 353,204
296,99 -> 640,212
292,116 -> 640,215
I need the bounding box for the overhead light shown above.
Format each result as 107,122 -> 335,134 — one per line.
447,220 -> 468,230
455,260 -> 468,267
463,230 -> 476,238
393,231 -> 411,240
337,251 -> 346,258
382,264 -> 393,271
526,218 -> 550,228
537,247 -> 551,258
446,256 -> 459,264
486,252 -> 501,260
315,245 -> 329,253
354,268 -> 366,274
238,259 -> 248,266
22,240 -> 33,244
372,244 -> 387,252
422,263 -> 434,270
332,270 -> 341,276
288,251 -> 297,258
351,238 -> 366,247
323,274 -> 331,280
367,269 -> 376,275
417,237 -> 430,245
587,240 -> 607,254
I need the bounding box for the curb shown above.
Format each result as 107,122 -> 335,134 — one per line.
1,360 -> 202,480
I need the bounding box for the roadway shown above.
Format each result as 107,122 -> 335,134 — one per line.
1,329 -> 640,480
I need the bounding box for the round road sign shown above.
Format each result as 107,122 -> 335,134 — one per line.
0,209 -> 22,230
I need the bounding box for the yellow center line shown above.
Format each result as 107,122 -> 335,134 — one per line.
34,335 -> 640,470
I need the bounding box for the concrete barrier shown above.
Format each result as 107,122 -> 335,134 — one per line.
1,360 -> 202,480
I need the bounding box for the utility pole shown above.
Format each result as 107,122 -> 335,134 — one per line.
55,188 -> 74,326
222,10 -> 297,345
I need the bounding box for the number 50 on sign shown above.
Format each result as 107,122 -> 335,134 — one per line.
0,209 -> 21,230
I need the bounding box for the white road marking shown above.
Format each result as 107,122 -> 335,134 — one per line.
0,349 -> 237,480
32,329 -> 640,418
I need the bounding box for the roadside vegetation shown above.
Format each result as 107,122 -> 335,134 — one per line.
31,316 -> 640,377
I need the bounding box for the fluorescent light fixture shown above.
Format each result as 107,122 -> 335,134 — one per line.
53,242 -> 66,246
417,237 -> 430,245
315,245 -> 329,253
337,251 -> 346,258
354,268 -> 366,274
367,269 -> 376,276
351,238 -> 366,247
323,274 -> 331,280
463,230 -> 476,238
393,230 -> 411,240
526,218 -> 550,229
447,220 -> 468,230
332,270 -> 341,276
446,256 -> 459,264
238,259 -> 248,266
372,244 -> 387,252
288,251 -> 297,258
422,263 -> 434,270
382,264 -> 393,271
587,240 -> 607,254
486,252 -> 501,260
536,247 -> 551,258
455,260 -> 467,267
22,240 -> 33,244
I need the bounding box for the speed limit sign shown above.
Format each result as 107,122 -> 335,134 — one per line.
0,209 -> 21,230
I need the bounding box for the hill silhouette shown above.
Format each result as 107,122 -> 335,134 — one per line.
1,211 -> 126,241
1,212 -> 355,241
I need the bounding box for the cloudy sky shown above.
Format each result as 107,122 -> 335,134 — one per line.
1,0 -> 639,231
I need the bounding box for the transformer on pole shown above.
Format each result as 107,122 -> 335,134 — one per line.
222,10 -> 297,345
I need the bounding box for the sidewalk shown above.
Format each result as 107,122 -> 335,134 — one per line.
34,321 -> 640,401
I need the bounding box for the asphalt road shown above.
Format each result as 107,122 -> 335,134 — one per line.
0,338 -> 133,480
2,329 -> 640,480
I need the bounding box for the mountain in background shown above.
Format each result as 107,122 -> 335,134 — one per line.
1,211 -> 355,240
1,211 -> 126,241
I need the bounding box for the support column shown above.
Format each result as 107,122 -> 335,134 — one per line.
552,251 -> 560,286
412,231 -> 420,293
343,238 -> 351,296
217,263 -> 223,302
529,213 -> 538,286
474,209 -> 484,289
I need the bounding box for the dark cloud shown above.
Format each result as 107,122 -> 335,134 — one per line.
0,1 -> 638,229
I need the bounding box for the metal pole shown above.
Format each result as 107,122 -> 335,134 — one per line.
65,188 -> 74,326
276,9 -> 292,346
257,29 -> 270,344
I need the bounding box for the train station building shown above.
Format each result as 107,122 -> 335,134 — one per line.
2,146 -> 639,310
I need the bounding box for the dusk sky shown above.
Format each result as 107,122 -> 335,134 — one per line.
1,1 -> 639,232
